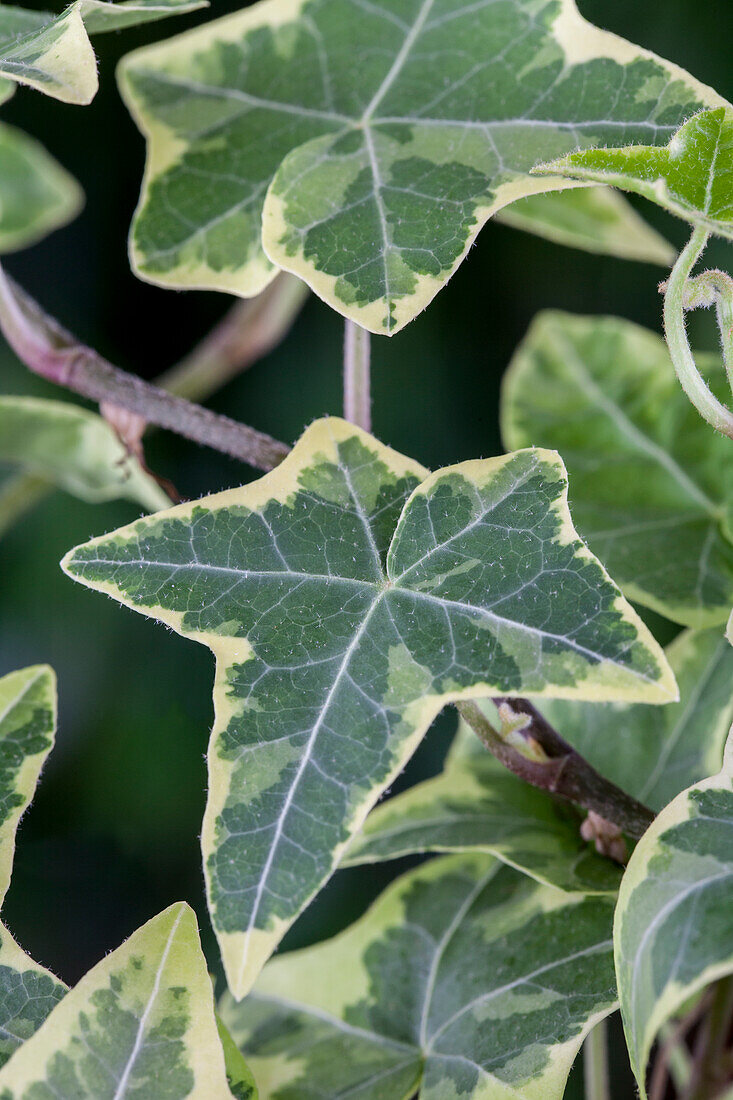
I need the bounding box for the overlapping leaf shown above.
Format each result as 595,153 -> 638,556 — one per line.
0,902 -> 238,1098
0,665 -> 67,1069
221,853 -> 617,1100
537,107 -> 733,239
345,737 -> 622,894
61,418 -> 674,997
495,189 -> 674,266
502,311 -> 733,626
0,0 -> 207,105
0,125 -> 82,254
615,727 -> 733,1097
0,396 -> 169,513
117,0 -> 722,333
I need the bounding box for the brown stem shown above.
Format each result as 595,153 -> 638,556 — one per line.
685,977 -> 733,1100
457,698 -> 655,839
0,266 -> 291,472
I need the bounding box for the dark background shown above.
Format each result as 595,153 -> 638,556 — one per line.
0,2 -> 730,1094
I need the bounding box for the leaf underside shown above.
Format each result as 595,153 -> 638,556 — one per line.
0,396 -> 169,512
118,0 -> 721,332
221,853 -> 617,1100
615,729 -> 733,1097
502,311 -> 733,627
61,418 -> 674,997
538,107 -> 733,239
0,903 -> 234,1099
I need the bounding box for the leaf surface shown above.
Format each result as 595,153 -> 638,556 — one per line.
0,903 -> 235,1099
502,311 -> 733,626
345,740 -> 621,894
117,0 -> 721,332
0,0 -> 207,105
0,927 -> 66,1071
0,396 -> 169,513
61,418 -> 674,996
221,853 -> 617,1100
538,107 -> 733,239
0,124 -> 82,254
615,727 -> 733,1096
495,188 -> 674,265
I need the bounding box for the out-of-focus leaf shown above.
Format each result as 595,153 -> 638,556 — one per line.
0,124 -> 82,254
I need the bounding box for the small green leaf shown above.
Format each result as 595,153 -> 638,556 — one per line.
502,311 -> 733,627
0,124 -> 82,254
217,1016 -> 258,1100
0,903 -> 236,1099
537,107 -> 733,240
495,188 -> 675,265
61,418 -> 674,996
0,396 -> 169,513
0,926 -> 66,1070
615,726 -> 733,1097
345,741 -> 621,895
117,0 -> 721,332
0,0 -> 208,105
0,665 -> 55,908
221,853 -> 617,1100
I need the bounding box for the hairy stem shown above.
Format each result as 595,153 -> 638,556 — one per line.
583,1020 -> 611,1100
0,266 -> 290,471
343,319 -> 371,431
157,274 -> 308,402
457,698 -> 655,839
662,226 -> 733,439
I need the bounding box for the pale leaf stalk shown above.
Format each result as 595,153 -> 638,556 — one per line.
584,1019 -> 611,1100
457,699 -> 655,839
0,265 -> 290,471
678,268 -> 733,394
662,226 -> 733,439
343,319 -> 371,431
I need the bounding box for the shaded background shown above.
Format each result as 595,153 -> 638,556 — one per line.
0,1 -> 730,1094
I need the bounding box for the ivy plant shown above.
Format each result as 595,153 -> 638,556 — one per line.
0,0 -> 732,1098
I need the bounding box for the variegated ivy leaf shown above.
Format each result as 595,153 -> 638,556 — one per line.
537,107 -> 733,240
0,903 -> 238,1099
345,739 -> 622,895
0,665 -> 67,1068
615,727 -> 733,1097
495,188 -> 675,266
0,0 -> 207,106
0,124 -> 82,254
502,311 -> 733,627
61,418 -> 675,997
0,396 -> 169,513
217,1016 -> 259,1100
117,0 -> 722,333
221,853 -> 617,1100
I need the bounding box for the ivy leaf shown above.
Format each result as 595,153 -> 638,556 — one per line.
61,418 -> 674,996
0,124 -> 82,254
116,0 -> 721,333
502,311 -> 733,627
0,396 -> 170,513
0,903 -> 238,1099
615,726 -> 733,1097
345,739 -> 622,895
0,665 -> 67,1069
217,1016 -> 258,1100
221,853 -> 616,1100
0,0 -> 207,105
537,107 -> 733,240
495,189 -> 675,266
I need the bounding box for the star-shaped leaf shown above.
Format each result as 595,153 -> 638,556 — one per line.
502,311 -> 733,627
0,0 -> 208,106
61,418 -> 675,997
615,726 -> 733,1098
0,903 -> 239,1099
117,0 -> 722,333
0,124 -> 82,254
537,107 -> 733,239
221,853 -> 617,1100
0,665 -> 67,1069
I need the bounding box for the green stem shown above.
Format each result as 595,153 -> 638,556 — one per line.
663,226 -> 733,439
343,319 -> 371,431
716,286 -> 733,394
583,1019 -> 611,1100
0,471 -> 50,538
